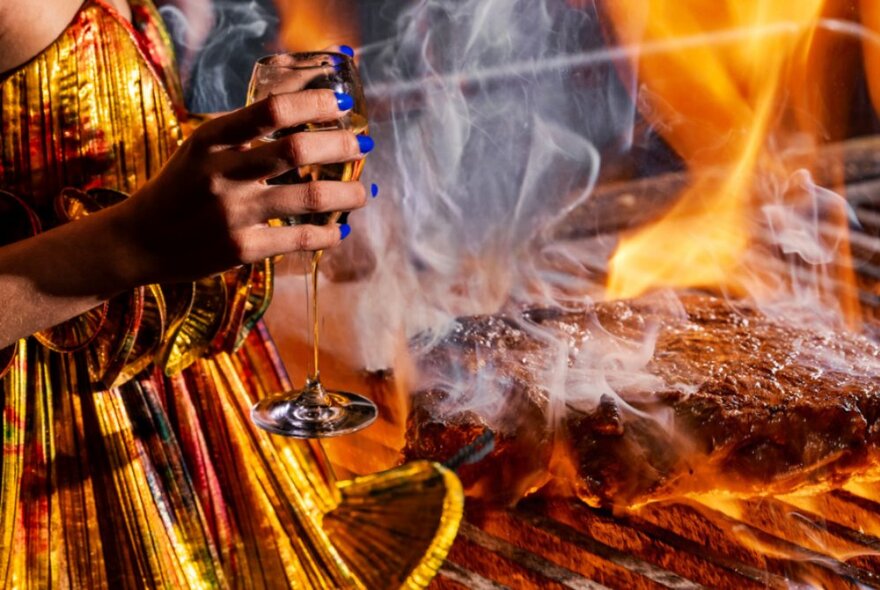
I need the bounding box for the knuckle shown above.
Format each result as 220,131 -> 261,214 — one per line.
302,182 -> 326,212
186,127 -> 208,151
179,139 -> 207,168
296,227 -> 316,251
264,94 -> 286,127
190,117 -> 221,147
206,173 -> 226,198
285,135 -> 309,165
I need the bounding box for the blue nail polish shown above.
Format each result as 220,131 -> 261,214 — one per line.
370,183 -> 379,198
357,135 -> 375,154
339,45 -> 355,57
339,223 -> 352,240
335,92 -> 354,111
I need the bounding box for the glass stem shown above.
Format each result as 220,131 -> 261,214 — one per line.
304,250 -> 330,407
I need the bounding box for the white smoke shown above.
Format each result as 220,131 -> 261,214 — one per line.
160,0 -> 637,395
159,0 -> 278,112
345,0 -> 630,371
742,168 -> 864,328
162,2 -> 876,435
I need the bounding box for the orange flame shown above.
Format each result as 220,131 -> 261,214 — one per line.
604,0 -> 859,320
273,0 -> 360,53
863,1 -> 880,116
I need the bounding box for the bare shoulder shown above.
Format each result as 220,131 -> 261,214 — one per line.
0,0 -> 85,72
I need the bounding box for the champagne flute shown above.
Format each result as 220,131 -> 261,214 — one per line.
247,52 -> 378,438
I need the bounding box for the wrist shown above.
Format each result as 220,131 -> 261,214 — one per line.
90,198 -> 152,292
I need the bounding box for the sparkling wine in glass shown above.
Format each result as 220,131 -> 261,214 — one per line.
247,52 -> 378,438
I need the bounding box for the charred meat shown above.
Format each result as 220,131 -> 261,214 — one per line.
405,294 -> 880,507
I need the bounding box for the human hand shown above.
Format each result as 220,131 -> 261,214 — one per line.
109,89 -> 373,287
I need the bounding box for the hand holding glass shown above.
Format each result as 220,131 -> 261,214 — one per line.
247,52 -> 378,438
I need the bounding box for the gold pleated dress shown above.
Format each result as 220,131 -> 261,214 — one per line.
0,1 -> 462,588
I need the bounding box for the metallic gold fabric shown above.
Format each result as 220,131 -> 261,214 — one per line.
0,1 -> 462,588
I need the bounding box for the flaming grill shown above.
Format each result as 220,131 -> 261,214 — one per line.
316,154 -> 880,588
301,85 -> 880,590
336,408 -> 880,588
403,135 -> 880,589
286,4 -> 880,586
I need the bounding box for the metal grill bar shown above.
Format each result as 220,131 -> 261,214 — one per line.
437,562 -> 512,590
432,496 -> 880,588
513,513 -> 706,589
460,522 -> 614,590
685,502 -> 880,587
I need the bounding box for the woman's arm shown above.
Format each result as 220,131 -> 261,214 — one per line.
0,204 -> 138,344
0,89 -> 372,348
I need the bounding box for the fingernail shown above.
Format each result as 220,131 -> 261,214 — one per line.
370,183 -> 379,198
339,45 -> 355,57
339,223 -> 352,240
335,92 -> 354,111
357,135 -> 375,154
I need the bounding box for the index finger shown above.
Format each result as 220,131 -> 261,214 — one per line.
196,89 -> 349,147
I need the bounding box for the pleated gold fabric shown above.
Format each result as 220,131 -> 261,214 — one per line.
0,1 -> 463,588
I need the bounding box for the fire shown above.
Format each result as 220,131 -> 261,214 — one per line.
863,1 -> 880,117
273,0 -> 360,53
604,0 -> 859,321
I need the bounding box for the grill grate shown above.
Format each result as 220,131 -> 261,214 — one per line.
431,492 -> 880,589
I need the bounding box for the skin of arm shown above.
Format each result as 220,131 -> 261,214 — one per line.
0,204 -> 138,344
0,0 -> 132,343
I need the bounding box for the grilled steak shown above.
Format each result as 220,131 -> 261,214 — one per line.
405,294 -> 880,507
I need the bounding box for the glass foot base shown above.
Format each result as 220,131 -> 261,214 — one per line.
251,388 -> 378,438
